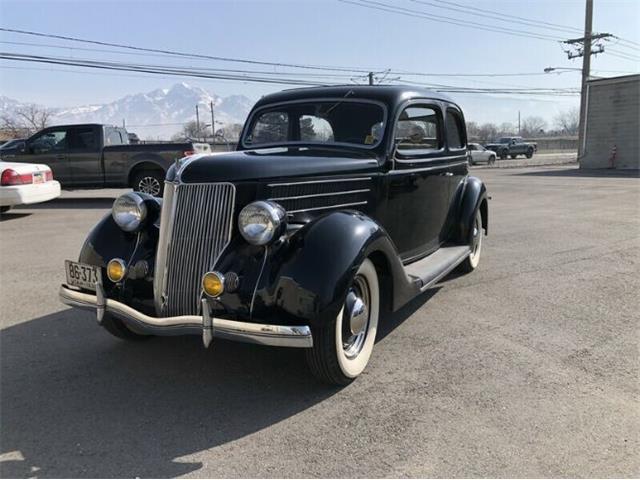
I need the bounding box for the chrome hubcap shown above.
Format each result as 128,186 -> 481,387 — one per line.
139,177 -> 161,196
342,275 -> 370,359
471,216 -> 481,255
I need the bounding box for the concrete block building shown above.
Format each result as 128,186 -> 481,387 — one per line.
581,74 -> 639,170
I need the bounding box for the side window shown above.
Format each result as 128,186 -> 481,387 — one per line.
445,110 -> 465,150
468,144 -> 476,151
29,129 -> 68,154
300,115 -> 334,142
105,128 -> 123,146
395,106 -> 441,155
69,127 -> 98,150
246,111 -> 289,146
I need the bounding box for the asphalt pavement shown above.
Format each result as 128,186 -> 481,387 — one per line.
0,165 -> 638,478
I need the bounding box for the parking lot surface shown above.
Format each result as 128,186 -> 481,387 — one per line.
1,166 -> 638,478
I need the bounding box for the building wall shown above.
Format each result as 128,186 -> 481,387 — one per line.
581,75 -> 639,170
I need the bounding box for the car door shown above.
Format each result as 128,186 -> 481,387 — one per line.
14,127 -> 72,183
379,102 -> 451,262
67,126 -> 102,186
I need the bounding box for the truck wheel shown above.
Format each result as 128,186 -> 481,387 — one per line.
526,148 -> 534,159
0,206 -> 10,214
500,149 -> 508,160
488,155 -> 496,166
101,313 -> 151,341
133,169 -> 164,197
510,154 -> 517,159
306,258 -> 379,385
459,209 -> 483,273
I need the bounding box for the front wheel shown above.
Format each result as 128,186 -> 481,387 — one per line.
526,149 -> 534,159
306,258 -> 380,385
0,206 -> 10,214
500,149 -> 508,160
510,154 -> 517,159
459,209 -> 483,273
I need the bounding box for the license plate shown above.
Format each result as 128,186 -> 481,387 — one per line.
65,260 -> 100,291
33,172 -> 44,184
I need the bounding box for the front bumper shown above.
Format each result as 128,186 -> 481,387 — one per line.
59,284 -> 313,348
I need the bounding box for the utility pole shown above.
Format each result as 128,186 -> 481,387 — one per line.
577,0 -> 593,159
195,104 -> 200,141
518,111 -> 521,135
562,0 -> 612,158
214,101 -> 216,145
368,72 -> 374,85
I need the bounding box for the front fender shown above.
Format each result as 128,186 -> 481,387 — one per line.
455,176 -> 488,244
252,211 -> 416,327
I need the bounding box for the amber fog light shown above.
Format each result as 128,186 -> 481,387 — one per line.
106,258 -> 127,283
202,271 -> 225,298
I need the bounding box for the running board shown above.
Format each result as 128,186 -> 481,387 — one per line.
404,245 -> 471,291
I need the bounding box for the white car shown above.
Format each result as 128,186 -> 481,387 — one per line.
468,143 -> 496,166
0,160 -> 61,213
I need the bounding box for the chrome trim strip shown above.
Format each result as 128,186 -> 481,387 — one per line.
268,177 -> 372,187
287,201 -> 368,214
394,154 -> 467,164
60,285 -> 313,348
389,160 -> 468,175
270,188 -> 370,201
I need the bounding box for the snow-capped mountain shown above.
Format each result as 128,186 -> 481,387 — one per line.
1,83 -> 254,140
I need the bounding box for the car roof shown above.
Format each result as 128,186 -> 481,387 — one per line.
252,85 -> 459,110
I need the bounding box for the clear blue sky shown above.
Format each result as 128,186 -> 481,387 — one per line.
1,0 -> 638,126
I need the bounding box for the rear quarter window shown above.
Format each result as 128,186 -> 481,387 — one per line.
445,110 -> 465,150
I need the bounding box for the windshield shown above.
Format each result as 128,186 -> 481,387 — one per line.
497,137 -> 511,144
242,100 -> 385,149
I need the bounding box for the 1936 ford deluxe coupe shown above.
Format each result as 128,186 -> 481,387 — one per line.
60,86 -> 488,385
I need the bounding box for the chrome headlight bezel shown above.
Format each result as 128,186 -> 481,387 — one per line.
238,201 -> 287,246
112,192 -> 148,232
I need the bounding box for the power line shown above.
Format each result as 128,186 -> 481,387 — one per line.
410,0 -> 581,35
0,52 -> 581,97
432,0 -> 584,34
0,26 -> 380,74
338,0 -> 564,42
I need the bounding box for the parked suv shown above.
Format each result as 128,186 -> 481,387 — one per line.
59,86 -> 488,385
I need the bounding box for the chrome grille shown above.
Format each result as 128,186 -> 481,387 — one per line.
154,182 -> 236,316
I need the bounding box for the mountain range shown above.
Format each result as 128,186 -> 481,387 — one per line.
0,83 -> 254,140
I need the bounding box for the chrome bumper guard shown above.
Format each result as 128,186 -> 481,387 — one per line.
59,284 -> 313,349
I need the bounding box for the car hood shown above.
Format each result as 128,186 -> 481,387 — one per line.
170,146 -> 381,184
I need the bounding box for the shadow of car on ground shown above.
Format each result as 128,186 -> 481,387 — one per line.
0,287 -> 438,478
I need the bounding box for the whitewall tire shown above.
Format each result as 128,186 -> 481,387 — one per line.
306,258 -> 379,385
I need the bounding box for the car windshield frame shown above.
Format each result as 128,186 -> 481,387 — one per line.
240,98 -> 388,151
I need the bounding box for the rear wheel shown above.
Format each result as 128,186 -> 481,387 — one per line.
132,169 -> 164,197
0,206 -> 10,214
510,154 -> 517,159
500,149 -> 508,160
306,258 -> 379,385
526,148 -> 534,158
459,209 -> 483,273
488,155 -> 496,166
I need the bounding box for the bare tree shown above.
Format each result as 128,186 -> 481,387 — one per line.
554,107 -> 579,136
0,114 -> 27,138
520,116 -> 547,137
14,104 -> 53,134
171,120 -> 207,141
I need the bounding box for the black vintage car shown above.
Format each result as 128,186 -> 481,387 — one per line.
60,86 -> 488,385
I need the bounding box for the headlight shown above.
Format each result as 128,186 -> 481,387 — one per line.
112,192 -> 147,232
238,201 -> 286,245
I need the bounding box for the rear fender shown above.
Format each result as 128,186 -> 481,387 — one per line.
455,176 -> 488,244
